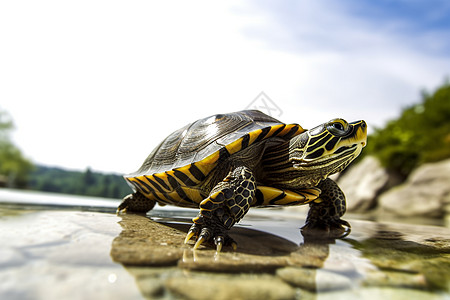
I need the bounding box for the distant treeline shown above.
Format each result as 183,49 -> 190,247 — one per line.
27,166 -> 130,199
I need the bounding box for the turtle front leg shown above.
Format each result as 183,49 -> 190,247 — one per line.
301,178 -> 350,239
185,165 -> 256,252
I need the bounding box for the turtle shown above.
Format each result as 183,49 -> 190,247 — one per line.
118,110 -> 367,252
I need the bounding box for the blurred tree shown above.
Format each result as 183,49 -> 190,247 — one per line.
27,165 -> 130,198
365,81 -> 450,178
0,109 -> 13,136
0,108 -> 34,188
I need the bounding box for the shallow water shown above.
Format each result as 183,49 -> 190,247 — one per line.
1,188 -> 450,300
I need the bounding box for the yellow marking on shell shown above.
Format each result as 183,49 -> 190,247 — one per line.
166,191 -> 183,202
169,124 -> 306,182
194,163 -> 215,178
194,148 -> 222,176
125,177 -> 137,185
127,176 -> 154,194
280,124 -> 305,136
181,187 -> 203,203
142,175 -> 162,191
199,150 -> 220,166
269,124 -> 288,135
152,190 -> 194,206
126,177 -> 156,199
162,170 -> 175,182
152,191 -> 173,204
247,129 -> 263,145
257,186 -> 319,206
268,124 -> 283,133
172,166 -> 201,185
151,173 -> 172,192
225,137 -> 244,155
223,124 -> 299,158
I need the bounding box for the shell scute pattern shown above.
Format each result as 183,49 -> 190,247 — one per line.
125,111 -> 306,207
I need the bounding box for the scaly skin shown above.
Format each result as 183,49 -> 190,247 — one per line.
301,178 -> 350,239
185,165 -> 256,251
117,192 -> 155,213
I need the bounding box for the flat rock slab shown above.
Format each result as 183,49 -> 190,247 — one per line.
111,213 -> 327,271
110,212 -> 450,298
165,272 -> 296,300
2,202 -> 450,300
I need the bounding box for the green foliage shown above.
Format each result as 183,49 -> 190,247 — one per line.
27,166 -> 130,199
0,109 -> 13,136
365,82 -> 450,178
0,108 -> 34,188
0,141 -> 34,188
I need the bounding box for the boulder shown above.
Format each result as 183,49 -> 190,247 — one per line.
337,156 -> 400,212
379,158 -> 450,217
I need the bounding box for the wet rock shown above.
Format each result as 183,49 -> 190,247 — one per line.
347,226 -> 450,292
364,270 -> 428,289
110,214 -> 186,265
276,267 -> 353,292
337,156 -> 400,212
379,158 -> 450,217
316,287 -> 444,300
124,266 -> 173,298
112,214 -> 326,271
179,234 -> 328,272
165,272 -> 296,300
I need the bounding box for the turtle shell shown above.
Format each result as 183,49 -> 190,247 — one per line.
125,110 -> 305,205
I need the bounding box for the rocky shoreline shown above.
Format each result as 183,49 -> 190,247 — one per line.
337,156 -> 450,218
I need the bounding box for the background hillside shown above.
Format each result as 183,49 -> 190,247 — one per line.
27,166 -> 130,199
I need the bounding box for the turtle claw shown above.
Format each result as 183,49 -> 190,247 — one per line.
214,235 -> 225,253
184,230 -> 196,244
216,240 -> 223,253
184,223 -> 236,252
231,241 -> 238,251
184,224 -> 201,244
194,236 -> 206,250
116,207 -> 127,215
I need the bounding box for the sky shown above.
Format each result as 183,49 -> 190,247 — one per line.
1,0 -> 449,174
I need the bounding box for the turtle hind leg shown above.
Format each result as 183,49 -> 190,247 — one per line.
117,192 -> 156,214
301,178 -> 350,239
185,165 -> 256,252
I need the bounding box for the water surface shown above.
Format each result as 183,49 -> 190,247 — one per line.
1,188 -> 449,299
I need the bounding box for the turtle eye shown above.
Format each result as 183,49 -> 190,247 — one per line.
333,123 -> 344,131
327,119 -> 349,136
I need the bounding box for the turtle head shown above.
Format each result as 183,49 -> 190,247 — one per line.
289,119 -> 367,183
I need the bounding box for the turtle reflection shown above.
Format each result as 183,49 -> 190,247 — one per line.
110,213 -> 338,298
